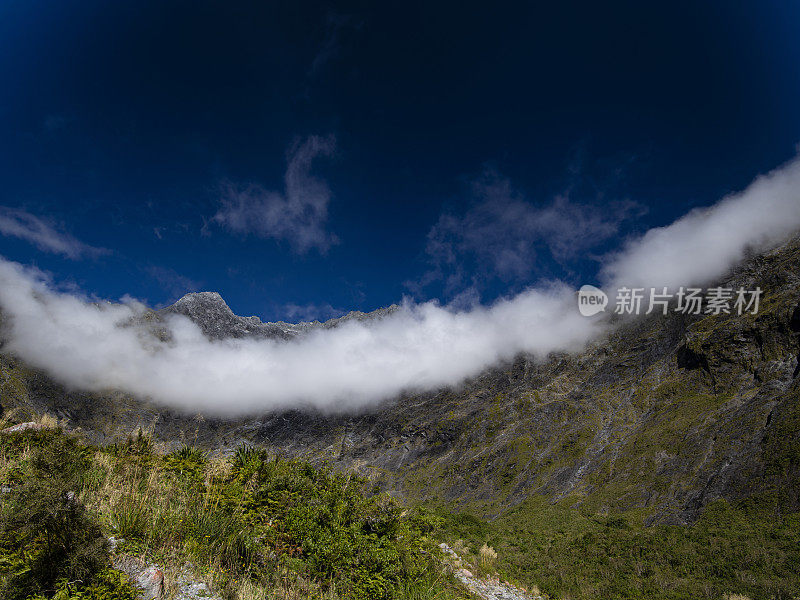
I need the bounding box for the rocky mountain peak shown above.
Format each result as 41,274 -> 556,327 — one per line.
163,292 -> 292,341
175,291 -> 227,306
162,293 -> 400,342
1,237 -> 799,528
173,292 -> 233,316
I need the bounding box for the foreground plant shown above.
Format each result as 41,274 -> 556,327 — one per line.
0,430 -> 138,600
1,426 -> 469,600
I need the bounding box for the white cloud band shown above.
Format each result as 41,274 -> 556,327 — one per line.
0,156 -> 798,415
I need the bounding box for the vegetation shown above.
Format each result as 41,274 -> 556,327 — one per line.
0,429 -> 138,600
0,426 -> 469,600
3,420 -> 799,600
435,495 -> 800,600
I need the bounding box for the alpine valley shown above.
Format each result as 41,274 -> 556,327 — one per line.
2,236 -> 799,600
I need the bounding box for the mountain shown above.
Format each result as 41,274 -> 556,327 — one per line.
160,290 -> 400,340
1,237 -> 799,526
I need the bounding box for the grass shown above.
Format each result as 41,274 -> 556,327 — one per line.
435,495 -> 800,600
0,429 -> 139,600
4,420 -> 799,600
0,425 -> 471,600
477,543 -> 497,575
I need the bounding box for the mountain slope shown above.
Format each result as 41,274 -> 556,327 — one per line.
1,237 -> 799,525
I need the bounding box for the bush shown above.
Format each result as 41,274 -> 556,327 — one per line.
163,445 -> 207,478
3,431 -> 469,600
106,429 -> 153,458
25,569 -> 140,600
0,434 -> 111,599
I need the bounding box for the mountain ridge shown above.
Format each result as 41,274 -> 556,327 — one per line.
1,236 -> 799,525
161,290 -> 400,341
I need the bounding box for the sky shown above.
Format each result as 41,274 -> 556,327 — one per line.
2,153 -> 800,413
1,0 -> 800,323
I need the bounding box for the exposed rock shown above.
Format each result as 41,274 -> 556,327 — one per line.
455,573 -> 545,600
161,291 -> 399,342
173,576 -> 221,600
113,555 -> 164,599
440,542 -> 543,600
0,421 -> 46,433
139,567 -> 165,600
113,553 -> 223,600
2,236 -> 800,523
108,535 -> 124,551
161,291 -> 296,341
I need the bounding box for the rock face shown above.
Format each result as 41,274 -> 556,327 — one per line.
113,553 -> 223,600
439,542 -> 544,600
161,291 -> 399,341
162,291 -> 297,341
1,237 -> 799,523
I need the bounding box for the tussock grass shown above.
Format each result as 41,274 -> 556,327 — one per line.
36,412 -> 60,429
0,429 -> 139,600
477,543 -> 497,574
1,425 -> 470,600
0,407 -> 22,430
89,437 -> 470,599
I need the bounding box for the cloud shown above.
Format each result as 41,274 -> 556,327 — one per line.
602,156 -> 800,291
0,207 -> 108,260
211,135 -> 338,254
0,156 -> 798,416
0,261 -> 597,414
419,171 -> 643,294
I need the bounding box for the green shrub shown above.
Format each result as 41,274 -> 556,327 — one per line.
163,445 -> 207,478
435,495 -> 800,600
261,463 -> 436,598
3,430 -> 470,599
231,444 -> 271,473
25,569 -> 140,600
106,429 -> 153,458
0,434 -> 110,600
0,428 -> 63,460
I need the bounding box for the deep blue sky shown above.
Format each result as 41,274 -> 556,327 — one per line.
1,1 -> 799,321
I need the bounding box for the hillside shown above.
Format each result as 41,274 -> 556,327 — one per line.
2,237 -> 798,527
0,425 -> 477,600
2,238 -> 800,599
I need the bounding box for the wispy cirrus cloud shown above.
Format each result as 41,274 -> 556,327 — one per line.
0,207 -> 109,260
211,135 -> 338,254
416,171 -> 644,297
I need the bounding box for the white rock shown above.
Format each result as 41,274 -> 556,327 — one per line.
1,422 -> 46,433
136,566 -> 165,599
